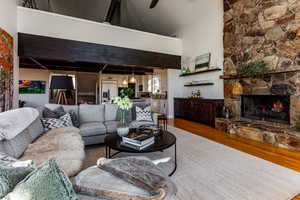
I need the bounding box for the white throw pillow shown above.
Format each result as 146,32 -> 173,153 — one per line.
136,106 -> 152,122
41,113 -> 73,132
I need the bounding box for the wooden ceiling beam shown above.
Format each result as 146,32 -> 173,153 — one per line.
18,33 -> 181,69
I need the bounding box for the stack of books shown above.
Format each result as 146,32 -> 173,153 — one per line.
121,134 -> 155,150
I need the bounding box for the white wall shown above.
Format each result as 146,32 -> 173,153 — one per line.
17,7 -> 182,56
178,0 -> 224,99
0,0 -> 18,108
165,0 -> 224,118
19,68 -> 50,107
167,69 -> 184,118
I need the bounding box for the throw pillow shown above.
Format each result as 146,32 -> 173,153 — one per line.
0,166 -> 33,198
43,106 -> 66,118
2,158 -> 78,200
41,113 -> 73,132
69,110 -> 80,128
60,113 -> 74,127
54,106 -> 66,117
42,107 -> 60,118
136,106 -> 152,122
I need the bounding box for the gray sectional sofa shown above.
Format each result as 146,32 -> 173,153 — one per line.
45,102 -> 158,146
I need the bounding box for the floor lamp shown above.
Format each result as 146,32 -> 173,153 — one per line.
50,76 -> 74,105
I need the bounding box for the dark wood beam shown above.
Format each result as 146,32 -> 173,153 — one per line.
18,33 -> 181,69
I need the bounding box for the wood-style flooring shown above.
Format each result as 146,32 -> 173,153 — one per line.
168,118 -> 300,200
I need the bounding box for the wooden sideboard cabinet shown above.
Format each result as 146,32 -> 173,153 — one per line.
174,98 -> 224,127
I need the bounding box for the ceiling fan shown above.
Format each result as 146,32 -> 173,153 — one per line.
149,0 -> 159,9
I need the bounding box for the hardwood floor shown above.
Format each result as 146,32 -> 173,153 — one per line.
168,118 -> 300,200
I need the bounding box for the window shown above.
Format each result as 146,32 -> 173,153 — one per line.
148,76 -> 160,93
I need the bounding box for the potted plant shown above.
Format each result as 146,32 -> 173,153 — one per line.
112,96 -> 133,136
239,60 -> 267,78
120,88 -> 135,99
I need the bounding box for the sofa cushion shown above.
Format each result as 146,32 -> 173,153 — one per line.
79,104 -> 105,123
0,166 -> 34,198
2,159 -> 78,200
104,121 -> 118,133
0,108 -> 39,141
0,129 -> 32,158
129,121 -> 155,129
45,104 -> 79,114
27,118 -> 44,142
80,122 -> 106,137
104,104 -> 118,121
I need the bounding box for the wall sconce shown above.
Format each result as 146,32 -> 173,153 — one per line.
232,80 -> 243,95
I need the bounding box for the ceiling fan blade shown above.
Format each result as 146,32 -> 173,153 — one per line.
149,0 -> 159,9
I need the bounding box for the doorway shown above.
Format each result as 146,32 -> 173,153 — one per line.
101,80 -> 118,103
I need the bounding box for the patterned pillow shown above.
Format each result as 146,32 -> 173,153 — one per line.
41,113 -> 73,132
136,106 -> 152,122
2,159 -> 78,200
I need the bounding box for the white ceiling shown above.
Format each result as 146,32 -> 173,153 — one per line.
20,0 -> 205,37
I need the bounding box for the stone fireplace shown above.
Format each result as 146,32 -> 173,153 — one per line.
241,95 -> 290,124
216,0 -> 300,151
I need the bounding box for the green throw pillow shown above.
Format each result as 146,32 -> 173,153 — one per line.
2,158 -> 78,200
0,167 -> 33,198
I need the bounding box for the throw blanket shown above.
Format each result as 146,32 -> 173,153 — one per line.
0,108 -> 39,140
74,157 -> 172,200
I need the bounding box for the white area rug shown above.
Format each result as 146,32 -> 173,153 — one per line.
167,126 -> 300,200
115,126 -> 300,200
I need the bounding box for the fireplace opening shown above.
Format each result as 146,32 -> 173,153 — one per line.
241,95 -> 290,124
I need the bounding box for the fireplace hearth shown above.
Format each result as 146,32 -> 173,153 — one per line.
241,95 -> 290,124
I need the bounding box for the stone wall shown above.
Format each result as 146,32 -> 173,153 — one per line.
223,0 -> 300,124
219,0 -> 300,151
224,0 -> 300,74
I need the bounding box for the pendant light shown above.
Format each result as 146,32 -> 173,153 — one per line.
129,70 -> 136,83
122,77 -> 128,85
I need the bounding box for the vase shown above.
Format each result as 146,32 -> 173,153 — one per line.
117,123 -> 129,137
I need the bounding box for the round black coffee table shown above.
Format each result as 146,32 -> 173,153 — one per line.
105,131 -> 177,176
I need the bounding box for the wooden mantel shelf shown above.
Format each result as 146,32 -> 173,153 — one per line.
220,66 -> 300,79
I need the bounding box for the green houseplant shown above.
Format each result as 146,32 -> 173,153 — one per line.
120,88 -> 135,99
239,60 -> 268,78
112,97 -> 133,136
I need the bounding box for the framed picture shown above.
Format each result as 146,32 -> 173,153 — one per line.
195,53 -> 211,71
19,80 -> 46,94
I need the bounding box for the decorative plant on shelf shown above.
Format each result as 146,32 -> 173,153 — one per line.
181,66 -> 192,75
120,88 -> 134,99
112,97 -> 133,136
239,60 -> 268,78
